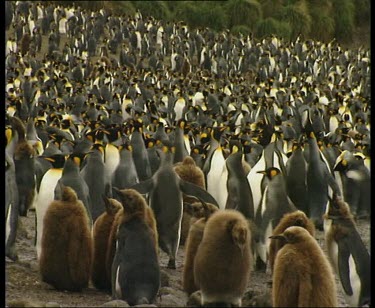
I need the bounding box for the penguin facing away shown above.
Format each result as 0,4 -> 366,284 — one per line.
323,194 -> 370,307
92,196 -> 122,291
173,155 -> 206,245
106,188 -> 158,283
270,226 -> 338,307
54,153 -> 92,224
182,198 -> 218,296
80,143 -> 111,223
110,188 -> 160,305
268,210 -> 315,273
194,209 -> 252,307
224,141 -> 254,221
254,167 -> 296,268
130,143 -> 219,269
39,185 -> 93,291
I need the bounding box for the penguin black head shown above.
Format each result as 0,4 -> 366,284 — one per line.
257,167 -> 281,180
42,154 -> 67,169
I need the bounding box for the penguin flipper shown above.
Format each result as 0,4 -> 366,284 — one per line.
129,178 -> 154,195
337,239 -> 354,296
179,179 -> 219,208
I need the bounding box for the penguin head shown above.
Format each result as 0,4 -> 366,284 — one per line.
269,226 -> 311,244
333,150 -> 352,171
59,185 -> 78,203
257,167 -> 281,180
325,194 -> 353,221
102,196 -> 122,216
112,188 -> 147,220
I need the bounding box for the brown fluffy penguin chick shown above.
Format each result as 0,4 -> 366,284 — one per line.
174,156 -> 206,245
39,186 -> 93,291
182,200 -> 217,295
92,197 -> 122,291
106,188 -> 158,280
271,226 -> 337,307
269,210 -> 315,273
194,210 -> 252,306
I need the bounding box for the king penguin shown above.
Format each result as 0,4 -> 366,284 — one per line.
130,119 -> 152,181
81,143 -> 111,223
323,194 -> 370,307
225,140 -> 254,221
306,130 -> 341,230
285,140 -> 308,214
10,116 -> 36,217
54,153 -> 92,225
333,150 -> 370,219
202,126 -> 228,209
254,167 -> 296,270
130,142 -> 219,269
6,150 -> 20,261
35,153 -> 66,260
270,226 -> 338,307
112,142 -> 139,190
173,119 -> 190,164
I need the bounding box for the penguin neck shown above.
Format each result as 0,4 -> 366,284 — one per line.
160,151 -> 174,167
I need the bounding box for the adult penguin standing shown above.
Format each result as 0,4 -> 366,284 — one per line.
112,142 -> 139,190
55,153 -> 92,224
202,126 -> 228,210
130,141 -> 219,269
306,129 -> 341,230
285,139 -> 308,214
255,167 -> 296,270
35,153 -> 66,260
130,119 -> 152,182
323,194 -> 370,307
81,143 -> 111,223
225,140 -> 254,221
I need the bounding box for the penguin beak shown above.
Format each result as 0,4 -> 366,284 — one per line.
269,234 -> 286,241
257,170 -> 267,175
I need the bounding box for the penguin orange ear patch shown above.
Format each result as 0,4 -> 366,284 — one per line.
270,169 -> 278,178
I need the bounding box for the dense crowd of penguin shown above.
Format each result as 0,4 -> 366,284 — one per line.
5,1 -> 371,307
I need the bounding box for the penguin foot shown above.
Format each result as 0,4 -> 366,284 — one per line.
167,259 -> 176,269
6,248 -> 18,262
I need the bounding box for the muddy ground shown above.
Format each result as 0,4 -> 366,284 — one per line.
5,209 -> 370,307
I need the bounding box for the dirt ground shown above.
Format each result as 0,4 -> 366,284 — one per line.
5,208 -> 370,307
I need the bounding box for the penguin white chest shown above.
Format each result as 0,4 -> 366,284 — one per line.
115,264 -> 122,298
6,203 -> 12,245
343,255 -> 361,307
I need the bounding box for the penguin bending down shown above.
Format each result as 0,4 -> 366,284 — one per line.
39,186 -> 93,291
323,194 -> 370,307
183,199 -> 217,296
110,188 -> 160,305
194,210 -> 252,307
106,188 -> 158,283
130,143 -> 219,269
270,226 -> 338,307
92,197 -> 122,291
268,210 -> 315,273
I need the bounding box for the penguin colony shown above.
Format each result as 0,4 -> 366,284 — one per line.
5,1 -> 370,307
